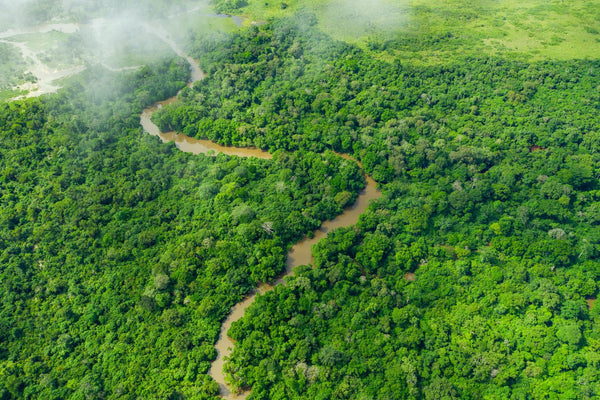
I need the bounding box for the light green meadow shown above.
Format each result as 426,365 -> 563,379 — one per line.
234,0 -> 600,63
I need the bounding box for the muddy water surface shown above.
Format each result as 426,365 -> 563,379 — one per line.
142,92 -> 380,399
140,25 -> 271,161
140,97 -> 271,159
207,173 -> 380,399
140,38 -> 380,399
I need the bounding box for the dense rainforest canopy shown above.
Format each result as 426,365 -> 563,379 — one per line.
160,11 -> 600,400
2,1 -> 600,399
0,59 -> 363,398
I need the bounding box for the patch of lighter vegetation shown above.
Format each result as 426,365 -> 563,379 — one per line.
317,0 -> 409,42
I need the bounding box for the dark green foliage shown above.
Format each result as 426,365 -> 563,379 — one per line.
3,6 -> 600,400
213,0 -> 249,14
0,56 -> 363,398
158,14 -> 600,191
0,43 -> 32,91
178,15 -> 600,400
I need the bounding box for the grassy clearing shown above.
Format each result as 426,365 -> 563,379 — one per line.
0,42 -> 33,91
11,31 -> 83,69
11,31 -> 70,53
0,88 -> 27,101
234,0 -> 600,63
0,9 -> 240,100
226,0 -> 303,22
162,8 -> 241,43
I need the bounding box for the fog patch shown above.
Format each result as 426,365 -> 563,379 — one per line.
83,14 -> 170,68
1,0 -> 211,100
319,0 -> 410,41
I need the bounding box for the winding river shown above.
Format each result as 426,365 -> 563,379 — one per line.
0,23 -> 85,100
1,10 -> 247,101
140,34 -> 380,399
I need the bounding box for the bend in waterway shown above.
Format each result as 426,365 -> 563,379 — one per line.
139,40 -> 380,400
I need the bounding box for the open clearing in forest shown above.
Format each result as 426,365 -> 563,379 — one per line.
236,0 -> 600,62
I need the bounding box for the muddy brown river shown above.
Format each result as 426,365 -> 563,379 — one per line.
140,46 -> 380,399
140,96 -> 271,160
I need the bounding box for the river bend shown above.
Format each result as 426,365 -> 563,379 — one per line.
139,40 -> 380,399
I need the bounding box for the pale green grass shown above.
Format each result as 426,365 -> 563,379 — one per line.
161,8 -> 240,42
11,31 -> 70,53
0,42 -> 32,91
0,88 -> 26,101
11,31 -> 81,69
231,1 -> 305,23
235,0 -> 600,63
